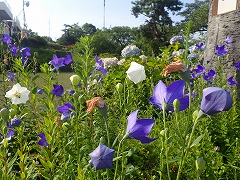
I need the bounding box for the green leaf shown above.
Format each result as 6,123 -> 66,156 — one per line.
190,134 -> 205,148
146,62 -> 154,67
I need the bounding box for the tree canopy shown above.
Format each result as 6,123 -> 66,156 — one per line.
177,0 -> 209,33
131,0 -> 183,42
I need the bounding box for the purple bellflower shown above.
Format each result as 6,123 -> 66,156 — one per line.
203,69 -> 216,83
227,76 -> 237,86
89,142 -> 115,170
192,65 -> 205,79
37,87 -> 43,94
10,117 -> 22,127
215,45 -> 228,56
67,89 -> 75,96
51,84 -> 64,97
37,133 -> 49,147
57,102 -> 75,120
0,129 -> 15,144
1,34 -> 12,45
10,44 -> 18,56
6,71 -> 16,82
49,55 -> 65,71
64,54 -> 72,65
200,87 -> 232,115
21,47 -> 31,66
149,80 -> 189,113
125,109 -> 156,144
234,61 -> 240,70
6,129 -> 15,140
196,42 -> 204,51
95,56 -> 107,76
225,36 -> 232,46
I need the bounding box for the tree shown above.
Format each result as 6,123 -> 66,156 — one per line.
82,23 -> 97,36
177,0 -> 209,33
57,23 -> 84,45
91,26 -> 138,56
91,30 -> 117,56
131,0 -> 183,42
57,23 -> 97,46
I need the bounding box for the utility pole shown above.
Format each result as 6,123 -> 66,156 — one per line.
49,19 -> 50,38
103,0 -> 105,29
22,0 -> 29,29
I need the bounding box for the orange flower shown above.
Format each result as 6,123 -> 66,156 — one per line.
86,97 -> 105,113
161,60 -> 187,76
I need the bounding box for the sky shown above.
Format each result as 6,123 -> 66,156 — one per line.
7,0 -> 194,41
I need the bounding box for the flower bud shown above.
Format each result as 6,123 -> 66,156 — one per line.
100,136 -> 105,144
62,122 -> 69,131
116,83 -> 123,92
0,108 -> 9,120
160,128 -> 168,137
195,157 -> 205,172
192,110 -> 199,120
173,99 -> 180,112
10,117 -> 22,127
70,75 -> 81,86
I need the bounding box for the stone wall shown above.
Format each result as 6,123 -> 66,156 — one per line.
204,0 -> 240,79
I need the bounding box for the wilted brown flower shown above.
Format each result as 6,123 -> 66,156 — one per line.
214,146 -> 220,152
161,60 -> 187,76
3,59 -> 8,65
20,31 -> 26,40
86,97 -> 105,113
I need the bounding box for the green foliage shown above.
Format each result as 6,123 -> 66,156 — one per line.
21,35 -> 48,48
177,0 -> 209,33
131,0 -> 183,43
91,27 -> 138,56
2,3 -> 240,179
30,47 -> 56,64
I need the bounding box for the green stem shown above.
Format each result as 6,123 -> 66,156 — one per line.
104,118 -> 110,147
160,137 -> 164,180
162,106 -> 171,180
113,138 -> 125,180
176,118 -> 198,180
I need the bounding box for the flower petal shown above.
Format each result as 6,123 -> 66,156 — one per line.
126,109 -> 139,133
166,80 -> 185,104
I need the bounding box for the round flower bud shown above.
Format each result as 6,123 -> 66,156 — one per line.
116,83 -> 123,92
70,75 -> 81,86
173,99 -> 180,112
0,108 -> 9,120
100,137 -> 105,144
195,157 -> 206,172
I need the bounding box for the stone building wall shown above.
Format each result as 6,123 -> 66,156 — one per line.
204,0 -> 240,81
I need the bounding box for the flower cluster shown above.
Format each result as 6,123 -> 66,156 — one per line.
121,45 -> 140,57
1,33 -> 32,66
169,35 -> 184,45
101,57 -> 119,69
161,60 -> 187,76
